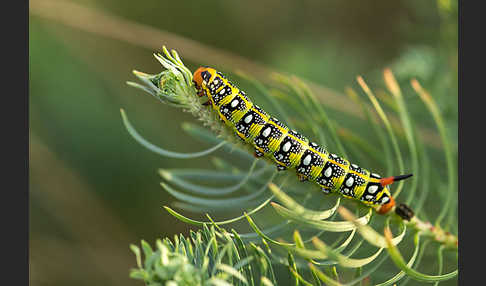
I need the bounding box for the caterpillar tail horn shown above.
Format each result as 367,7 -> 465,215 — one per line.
379,173 -> 413,187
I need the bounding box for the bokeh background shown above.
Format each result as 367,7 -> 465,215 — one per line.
29,0 -> 457,285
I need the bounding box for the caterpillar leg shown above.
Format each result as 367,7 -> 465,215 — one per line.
235,132 -> 246,142
297,174 -> 308,182
321,187 -> 331,194
196,89 -> 211,105
253,149 -> 264,158
276,165 -> 287,171
197,89 -> 206,97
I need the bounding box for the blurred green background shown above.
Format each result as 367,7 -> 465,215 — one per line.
29,0 -> 457,285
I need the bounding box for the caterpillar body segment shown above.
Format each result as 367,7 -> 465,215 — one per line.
193,66 -> 410,215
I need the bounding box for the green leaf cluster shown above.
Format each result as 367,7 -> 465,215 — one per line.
130,224 -> 276,286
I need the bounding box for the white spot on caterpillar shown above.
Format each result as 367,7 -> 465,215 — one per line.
368,185 -> 379,194
244,114 -> 253,123
262,127 -> 271,137
372,173 -> 381,178
381,196 -> 390,203
365,195 -> 374,200
324,167 -> 332,177
345,177 -> 354,187
303,154 -> 312,166
282,142 -> 291,152
343,188 -> 349,194
351,164 -> 358,169
231,99 -> 239,107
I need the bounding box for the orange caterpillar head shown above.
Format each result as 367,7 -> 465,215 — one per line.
193,66 -> 208,90
193,66 -> 217,105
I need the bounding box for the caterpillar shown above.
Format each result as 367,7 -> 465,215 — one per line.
193,66 -> 413,217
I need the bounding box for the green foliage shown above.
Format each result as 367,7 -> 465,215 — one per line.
130,224 -> 276,286
126,47 -> 457,285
